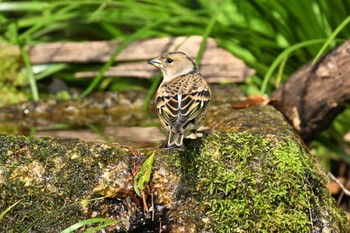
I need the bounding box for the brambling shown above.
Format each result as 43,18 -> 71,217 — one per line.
148,51 -> 211,149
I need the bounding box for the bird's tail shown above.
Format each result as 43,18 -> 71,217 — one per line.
160,131 -> 184,149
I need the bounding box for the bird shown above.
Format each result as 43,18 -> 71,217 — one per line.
147,51 -> 211,149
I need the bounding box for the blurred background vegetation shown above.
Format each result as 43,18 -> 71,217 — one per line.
1,0 -> 350,207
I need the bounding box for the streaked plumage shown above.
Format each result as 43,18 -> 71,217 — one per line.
147,51 -> 211,149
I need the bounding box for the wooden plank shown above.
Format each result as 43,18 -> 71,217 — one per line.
1,36 -> 255,83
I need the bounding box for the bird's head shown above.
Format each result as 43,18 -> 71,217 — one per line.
148,51 -> 198,82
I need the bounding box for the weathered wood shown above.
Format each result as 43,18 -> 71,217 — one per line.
25,36 -> 229,63
74,59 -> 250,83
1,36 -> 255,83
270,40 -> 350,142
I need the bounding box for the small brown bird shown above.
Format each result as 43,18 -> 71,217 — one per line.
148,51 -> 211,149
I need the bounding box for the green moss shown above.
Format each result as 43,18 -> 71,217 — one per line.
0,48 -> 29,106
0,135 -> 128,232
0,84 -> 28,107
0,123 -> 20,134
0,48 -> 25,84
184,132 -> 349,233
1,131 -> 348,232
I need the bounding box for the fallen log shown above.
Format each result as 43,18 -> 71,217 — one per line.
271,39 -> 350,143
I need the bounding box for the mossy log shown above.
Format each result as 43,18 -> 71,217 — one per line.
0,86 -> 349,232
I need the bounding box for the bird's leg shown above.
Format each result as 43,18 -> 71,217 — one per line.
187,126 -> 211,139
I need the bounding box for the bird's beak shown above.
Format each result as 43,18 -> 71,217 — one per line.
147,58 -> 163,68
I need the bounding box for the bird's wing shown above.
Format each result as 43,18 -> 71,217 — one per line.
156,73 -> 211,133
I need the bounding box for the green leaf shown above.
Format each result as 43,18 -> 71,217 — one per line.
133,151 -> 156,197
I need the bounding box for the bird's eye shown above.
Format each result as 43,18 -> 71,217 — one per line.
166,58 -> 173,63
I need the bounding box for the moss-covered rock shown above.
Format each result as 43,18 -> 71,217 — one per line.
194,133 -> 345,232
146,130 -> 348,232
0,136 -> 133,232
1,134 -> 348,232
0,86 -> 349,232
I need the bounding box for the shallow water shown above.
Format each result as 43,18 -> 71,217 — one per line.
0,91 -> 165,147
0,85 -> 247,148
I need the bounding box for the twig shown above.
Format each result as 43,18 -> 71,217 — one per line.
159,220 -> 162,233
142,191 -> 149,212
151,193 -> 154,221
327,172 -> 350,196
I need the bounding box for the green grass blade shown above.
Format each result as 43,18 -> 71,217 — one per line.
80,16 -> 169,98
12,22 -> 39,101
35,64 -> 69,80
0,2 -> 48,12
313,15 -> 350,64
196,0 -> 228,65
261,39 -> 326,94
275,55 -> 287,88
83,220 -> 122,233
20,45 -> 39,101
0,200 -> 20,220
61,218 -> 119,233
23,197 -> 105,233
89,0 -> 110,22
143,73 -> 162,112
